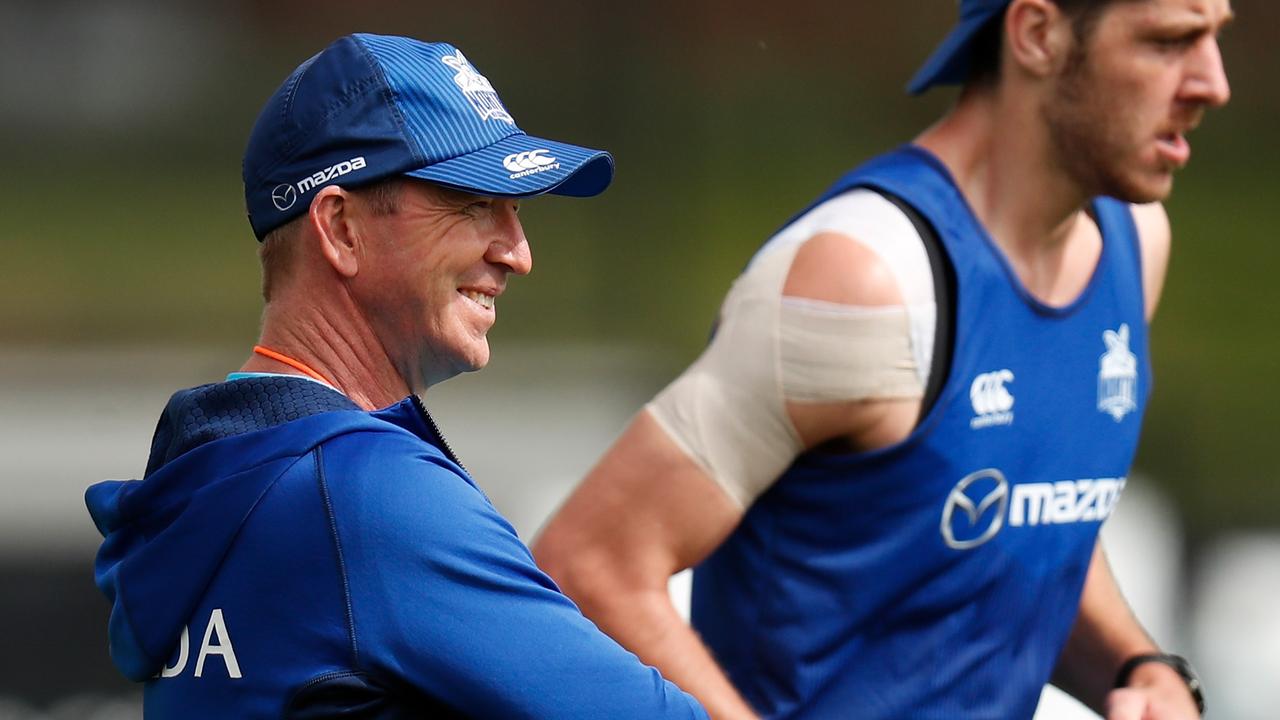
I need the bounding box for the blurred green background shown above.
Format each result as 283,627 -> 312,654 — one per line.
1,2 -> 1277,712
5,0 -> 1274,538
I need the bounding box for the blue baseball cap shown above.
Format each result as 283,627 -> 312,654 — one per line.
243,34 -> 615,240
907,0 -> 1012,95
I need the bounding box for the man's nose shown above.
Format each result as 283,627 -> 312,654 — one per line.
486,207 -> 532,276
1186,36 -> 1231,108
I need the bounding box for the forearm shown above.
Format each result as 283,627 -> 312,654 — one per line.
533,411 -> 757,718
1052,541 -> 1197,717
565,575 -> 759,720
1052,603 -> 1160,712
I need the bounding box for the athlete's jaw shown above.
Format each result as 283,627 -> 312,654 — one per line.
1046,81 -> 1209,203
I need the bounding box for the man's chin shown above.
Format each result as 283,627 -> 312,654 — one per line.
456,344 -> 492,378
1103,172 -> 1174,205
418,347 -> 490,390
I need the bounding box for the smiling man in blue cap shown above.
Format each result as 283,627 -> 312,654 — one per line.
536,1 -> 1231,718
84,34 -> 708,719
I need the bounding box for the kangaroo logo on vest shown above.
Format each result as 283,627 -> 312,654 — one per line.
970,369 -> 1014,429
1098,324 -> 1137,422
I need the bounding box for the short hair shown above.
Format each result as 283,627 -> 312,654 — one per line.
259,177 -> 404,301
966,0 -> 1134,89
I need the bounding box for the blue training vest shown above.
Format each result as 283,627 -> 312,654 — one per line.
691,146 -> 1151,719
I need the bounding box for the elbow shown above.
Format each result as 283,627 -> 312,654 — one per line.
533,527 -> 598,604
533,528 -> 631,617
530,529 -> 570,588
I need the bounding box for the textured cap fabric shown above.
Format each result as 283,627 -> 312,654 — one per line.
243,34 -> 614,240
907,0 -> 1012,95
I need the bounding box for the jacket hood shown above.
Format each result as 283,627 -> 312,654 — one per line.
84,377 -> 371,681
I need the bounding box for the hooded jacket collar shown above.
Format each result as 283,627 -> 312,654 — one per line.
85,376 -> 432,680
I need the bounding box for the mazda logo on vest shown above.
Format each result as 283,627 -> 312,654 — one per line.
940,469 -> 1009,550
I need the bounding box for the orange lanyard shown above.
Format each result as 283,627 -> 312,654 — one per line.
252,345 -> 336,387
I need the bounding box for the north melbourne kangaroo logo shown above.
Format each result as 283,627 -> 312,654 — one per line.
970,370 -> 1015,429
441,51 -> 514,124
1097,323 -> 1138,421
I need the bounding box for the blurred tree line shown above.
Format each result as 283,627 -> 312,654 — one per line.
2,0 -> 1276,539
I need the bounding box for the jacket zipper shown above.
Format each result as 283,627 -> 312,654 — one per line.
411,394 -> 468,473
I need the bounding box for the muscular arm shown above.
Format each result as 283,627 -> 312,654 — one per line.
1052,203 -> 1198,718
534,231 -> 921,719
533,412 -> 756,720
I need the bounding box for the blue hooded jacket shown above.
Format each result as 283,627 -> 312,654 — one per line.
86,376 -> 707,718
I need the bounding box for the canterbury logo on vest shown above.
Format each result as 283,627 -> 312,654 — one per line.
941,470 -> 1126,550
969,369 -> 1014,429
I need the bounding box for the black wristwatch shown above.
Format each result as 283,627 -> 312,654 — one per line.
1114,653 -> 1205,716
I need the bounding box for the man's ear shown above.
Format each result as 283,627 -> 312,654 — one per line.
308,185 -> 360,279
1004,0 -> 1075,82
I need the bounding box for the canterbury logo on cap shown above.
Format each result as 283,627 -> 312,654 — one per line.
503,150 -> 560,179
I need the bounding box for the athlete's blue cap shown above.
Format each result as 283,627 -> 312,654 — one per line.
907,0 -> 1012,95
243,34 -> 614,240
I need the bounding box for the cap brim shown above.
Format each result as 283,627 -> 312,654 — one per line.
405,133 -> 614,199
906,12 -> 998,95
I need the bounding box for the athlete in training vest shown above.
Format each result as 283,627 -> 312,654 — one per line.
534,1 -> 1230,718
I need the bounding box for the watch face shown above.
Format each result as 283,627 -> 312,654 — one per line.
1116,653 -> 1204,715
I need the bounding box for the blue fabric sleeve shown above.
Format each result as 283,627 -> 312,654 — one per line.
322,431 -> 708,719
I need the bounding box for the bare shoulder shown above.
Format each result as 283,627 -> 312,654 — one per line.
1128,202 -> 1171,321
782,231 -> 906,306
1131,202 -> 1170,247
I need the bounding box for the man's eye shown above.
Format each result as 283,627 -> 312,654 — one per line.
1153,34 -> 1198,51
